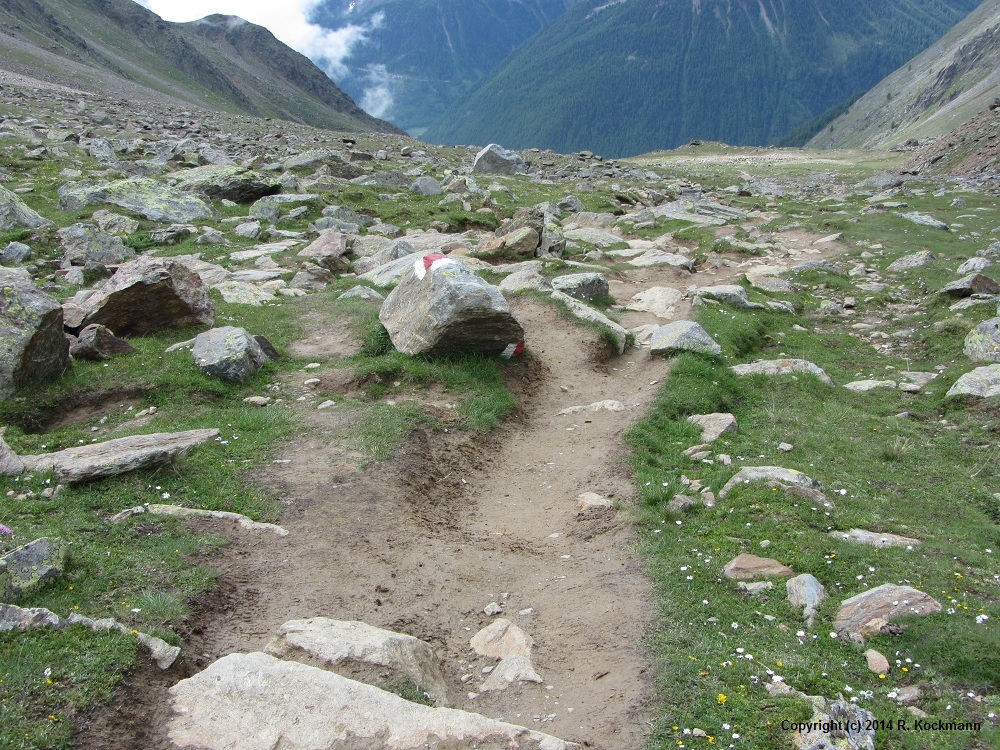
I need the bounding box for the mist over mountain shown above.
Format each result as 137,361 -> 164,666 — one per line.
308,0 -> 580,137
423,0 -> 982,157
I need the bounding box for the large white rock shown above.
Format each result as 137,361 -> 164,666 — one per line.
719,466 -> 822,499
625,287 -> 684,318
265,618 -> 449,706
168,652 -> 578,750
947,364 -> 1000,398
731,358 -> 834,385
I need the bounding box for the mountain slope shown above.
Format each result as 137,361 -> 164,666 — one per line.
309,0 -> 580,136
0,0 -> 403,135
426,0 -> 982,157
809,0 -> 1000,149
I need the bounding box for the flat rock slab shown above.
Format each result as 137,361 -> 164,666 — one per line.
687,413 -> 737,443
58,178 -> 212,223
0,267 -> 69,399
471,619 -> 533,660
829,529 -> 920,548
731,358 -> 834,385
168,652 -> 578,750
964,317 -> 1000,362
745,273 -> 797,293
947,364 -> 1000,398
143,505 -> 288,536
843,379 -> 897,392
886,250 -> 935,272
265,618 -> 448,706
723,553 -> 794,581
626,250 -> 695,270
625,287 -> 684,318
20,429 -> 219,483
834,584 -> 941,642
719,466 -> 822,499
558,400 -> 625,415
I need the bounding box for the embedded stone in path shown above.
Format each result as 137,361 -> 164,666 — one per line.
829,529 -> 920,547
168,652 -> 579,750
719,466 -> 822,499
624,287 -> 684,318
947,364 -> 1000,398
731,358 -> 834,385
723,553 -> 795,581
687,413 -> 737,443
558,400 -> 626,415
576,492 -> 615,513
480,654 -> 544,692
471,619 -> 533,660
834,584 -> 942,642
265,618 -> 449,706
745,273 -> 797,293
379,256 -> 524,356
473,144 -> 526,175
550,290 -> 628,354
964,317 -> 1000,362
19,429 -> 219,483
551,272 -> 609,301
70,324 -> 135,361
650,320 -> 721,357
118,504 -> 289,537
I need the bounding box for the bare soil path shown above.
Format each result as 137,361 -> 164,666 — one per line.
76,223 -> 844,749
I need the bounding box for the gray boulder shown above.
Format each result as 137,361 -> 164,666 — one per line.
58,178 -> 212,223
1,537 -> 68,601
249,193 -> 323,223
58,223 -> 134,268
976,241 -> 1000,259
380,257 -> 524,356
410,176 -> 442,196
297,231 -> 351,273
70,324 -> 135,361
886,250 -> 935,272
696,285 -> 766,310
168,652 -> 579,750
0,268 -> 69,399
172,165 -> 281,203
192,327 -> 270,382
290,263 -> 335,291
938,273 -> 1000,298
1,242 -> 31,265
550,290 -> 628,354
687,413 -> 737,443
551,273 -> 609,301
75,256 -> 214,336
625,287 -> 684,318
338,286 -> 384,303
0,185 -> 50,230
963,317 -> 1000,362
473,144 -> 526,175
947,364 -> 1000,398
649,321 -> 722,358
265,618 -> 450,706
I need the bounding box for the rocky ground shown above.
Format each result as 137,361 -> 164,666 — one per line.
0,73 -> 998,750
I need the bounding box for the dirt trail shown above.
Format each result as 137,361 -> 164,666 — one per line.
76,223 -> 845,749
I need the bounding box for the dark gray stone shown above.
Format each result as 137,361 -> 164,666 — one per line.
1,242 -> 31,265
473,144 -> 526,176
58,223 -> 135,268
70,324 -> 135,361
192,327 -> 270,382
0,269 -> 69,399
1,538 -> 68,602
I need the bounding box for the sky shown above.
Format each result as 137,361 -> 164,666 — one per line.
131,0 -> 394,116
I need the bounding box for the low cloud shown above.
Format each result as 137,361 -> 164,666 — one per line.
359,64 -> 394,119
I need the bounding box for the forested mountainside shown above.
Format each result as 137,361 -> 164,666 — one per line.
309,0 -> 580,137
425,0 -> 982,157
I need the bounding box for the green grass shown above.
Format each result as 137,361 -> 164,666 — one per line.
628,187 -> 1000,749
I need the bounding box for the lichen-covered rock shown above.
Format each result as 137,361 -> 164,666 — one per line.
834,584 -> 941,642
0,268 -> 70,400
1,242 -> 32,265
58,178 -> 213,223
687,413 -> 738,443
75,256 -> 214,336
964,317 -> 1000,362
551,273 -> 609,301
650,321 -> 722,358
57,223 -> 135,268
410,176 -> 442,196
171,165 -> 282,203
380,256 -> 524,356
946,364 -> 1000,398
473,144 -> 526,175
0,185 -> 50,230
249,193 -> 322,222
731,358 -> 834,385
1,537 -> 68,601
191,326 -> 270,382
696,285 -> 766,310
265,618 -> 450,706
70,324 -> 135,361
719,466 -> 822,499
